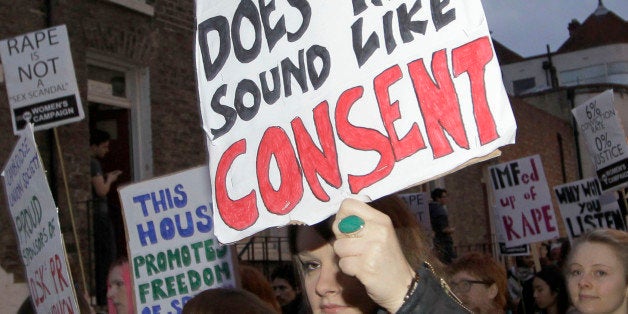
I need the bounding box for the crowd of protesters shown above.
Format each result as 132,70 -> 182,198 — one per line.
29,178 -> 622,314
183,197 -> 627,314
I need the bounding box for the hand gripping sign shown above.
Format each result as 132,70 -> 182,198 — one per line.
195,0 -> 517,243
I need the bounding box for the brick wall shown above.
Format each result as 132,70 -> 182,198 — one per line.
0,0 -> 203,299
444,97 -> 579,252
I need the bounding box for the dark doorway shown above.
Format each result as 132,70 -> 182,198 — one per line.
89,102 -> 131,258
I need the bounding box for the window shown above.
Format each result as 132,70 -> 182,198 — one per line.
559,62 -> 628,86
512,77 -> 536,95
105,0 -> 154,16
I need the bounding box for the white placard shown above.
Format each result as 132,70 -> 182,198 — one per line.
0,25 -> 84,134
554,177 -> 626,242
196,0 -> 517,243
1,124 -> 79,313
399,192 -> 432,232
118,166 -> 237,313
488,155 -> 559,247
572,90 -> 628,192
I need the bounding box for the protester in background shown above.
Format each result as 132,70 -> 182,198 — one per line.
448,252 -> 512,314
548,242 -> 563,265
107,257 -> 134,314
510,255 -> 536,314
182,288 -> 278,314
538,242 -> 552,267
271,263 -> 304,314
429,188 -> 457,264
532,265 -> 572,314
90,129 -> 122,307
565,228 -> 627,314
288,195 -> 469,313
239,264 -> 282,313
542,239 -> 570,269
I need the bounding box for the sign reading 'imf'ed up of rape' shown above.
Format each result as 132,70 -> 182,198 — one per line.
0,25 -> 84,134
1,125 -> 79,313
118,166 -> 236,313
489,155 -> 560,247
195,0 -> 517,243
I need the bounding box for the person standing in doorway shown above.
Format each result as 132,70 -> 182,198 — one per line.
429,188 -> 457,264
90,129 -> 122,308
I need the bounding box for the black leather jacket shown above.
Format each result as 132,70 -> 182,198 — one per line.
397,264 -> 470,313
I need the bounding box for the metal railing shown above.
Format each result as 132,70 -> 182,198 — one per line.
237,236 -> 292,262
236,236 -> 497,264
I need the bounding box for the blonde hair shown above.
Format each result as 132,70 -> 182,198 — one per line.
567,228 -> 628,283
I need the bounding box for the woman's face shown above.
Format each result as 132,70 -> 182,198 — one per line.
295,226 -> 378,314
450,271 -> 496,314
566,242 -> 627,314
107,265 -> 128,313
272,277 -> 297,306
532,277 -> 556,310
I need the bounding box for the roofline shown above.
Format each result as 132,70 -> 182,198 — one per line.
515,83 -> 628,98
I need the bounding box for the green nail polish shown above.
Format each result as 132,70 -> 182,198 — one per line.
338,215 -> 365,234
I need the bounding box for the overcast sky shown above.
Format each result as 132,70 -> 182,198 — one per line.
480,0 -> 628,57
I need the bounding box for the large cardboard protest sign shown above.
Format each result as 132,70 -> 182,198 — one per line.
572,90 -> 628,192
491,211 -> 530,256
488,155 -> 559,247
554,177 -> 626,242
1,125 -> 79,313
399,192 -> 432,232
118,166 -> 237,313
0,25 -> 84,134
196,0 -> 516,242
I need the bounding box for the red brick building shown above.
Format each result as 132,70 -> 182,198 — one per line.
0,0 -> 206,310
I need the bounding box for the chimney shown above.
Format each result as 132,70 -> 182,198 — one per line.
568,19 -> 581,36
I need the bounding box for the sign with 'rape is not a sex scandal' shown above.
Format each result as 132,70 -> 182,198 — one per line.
195,0 -> 517,243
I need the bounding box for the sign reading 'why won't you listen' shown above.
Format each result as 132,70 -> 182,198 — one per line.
195,0 -> 517,243
554,177 -> 626,242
